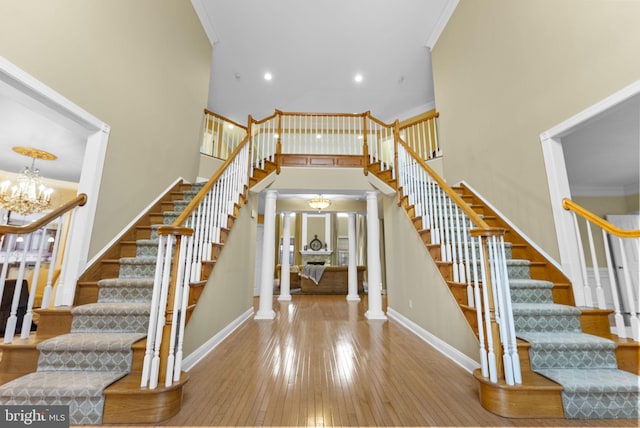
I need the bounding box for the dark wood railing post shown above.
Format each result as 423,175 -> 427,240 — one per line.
393,119 -> 401,205
275,110 -> 282,174
247,115 -> 253,178
362,112 -> 369,176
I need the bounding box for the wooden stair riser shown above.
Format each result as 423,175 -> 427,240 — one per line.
0,346 -> 39,381
447,281 -> 468,305
75,282 -> 99,306
100,260 -> 121,279
201,260 -> 216,281
33,308 -> 73,338
119,241 -> 138,258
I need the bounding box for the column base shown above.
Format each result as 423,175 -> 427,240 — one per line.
254,310 -> 276,320
278,294 -> 292,301
346,294 -> 361,302
365,310 -> 387,320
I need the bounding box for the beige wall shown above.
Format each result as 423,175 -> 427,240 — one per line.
383,194 -> 479,361
432,0 -> 640,259
0,0 -> 212,258
183,193 -> 256,357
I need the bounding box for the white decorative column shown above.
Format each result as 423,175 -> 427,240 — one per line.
347,212 -> 360,302
365,191 -> 386,319
278,211 -> 292,301
255,190 -> 277,319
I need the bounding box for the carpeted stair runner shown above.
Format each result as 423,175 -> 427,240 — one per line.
510,270 -> 640,418
0,183 -> 203,424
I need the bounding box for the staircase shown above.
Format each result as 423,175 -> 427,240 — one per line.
368,162 -> 640,419
0,154 -> 277,424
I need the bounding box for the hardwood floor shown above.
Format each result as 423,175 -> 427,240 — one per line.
122,295 -> 637,427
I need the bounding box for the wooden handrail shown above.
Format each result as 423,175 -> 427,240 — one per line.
398,109 -> 439,129
367,113 -> 394,128
0,193 -> 87,236
164,136 -> 250,230
563,198 -> 640,238
275,110 -> 366,118
397,138 -> 494,232
203,109 -> 247,131
251,112 -> 279,126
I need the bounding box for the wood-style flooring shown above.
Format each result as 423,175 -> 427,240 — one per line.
122,295 -> 637,427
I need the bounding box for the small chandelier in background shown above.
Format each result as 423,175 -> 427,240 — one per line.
308,195 -> 330,211
0,146 -> 56,216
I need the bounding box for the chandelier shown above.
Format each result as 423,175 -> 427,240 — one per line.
0,146 -> 56,216
308,195 -> 331,211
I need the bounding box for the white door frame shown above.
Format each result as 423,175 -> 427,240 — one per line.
540,80 -> 640,307
0,57 -> 110,307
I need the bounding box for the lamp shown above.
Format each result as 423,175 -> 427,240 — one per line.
308,195 -> 330,211
0,146 -> 56,216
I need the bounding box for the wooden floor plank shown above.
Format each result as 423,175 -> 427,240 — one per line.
147,295 -> 638,427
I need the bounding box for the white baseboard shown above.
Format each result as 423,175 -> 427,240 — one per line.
387,307 -> 480,374
182,307 -> 254,371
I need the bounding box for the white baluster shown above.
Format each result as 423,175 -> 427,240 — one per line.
498,235 -> 521,384
165,234 -> 189,386
21,227 -> 49,338
617,239 -> 639,341
150,234 -> 175,389
42,217 -> 64,309
141,234 -> 167,387
584,221 -> 606,309
478,238 -> 497,382
0,235 -> 17,329
603,230 -> 626,338
470,235 -> 488,377
571,212 -> 594,307
4,234 -> 32,343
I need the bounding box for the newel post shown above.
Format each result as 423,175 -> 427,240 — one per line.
247,115 -> 253,180
275,110 -> 282,174
393,119 -> 401,205
362,112 -> 369,176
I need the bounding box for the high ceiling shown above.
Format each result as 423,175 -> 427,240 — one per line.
193,0 -> 456,123
0,1 -> 637,203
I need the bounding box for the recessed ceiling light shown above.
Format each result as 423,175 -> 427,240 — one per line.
316,134 -> 322,139
264,72 -> 272,81
354,73 -> 363,83
227,124 -> 234,129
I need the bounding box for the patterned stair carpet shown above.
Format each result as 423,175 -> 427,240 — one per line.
509,261 -> 640,419
0,183 -> 201,424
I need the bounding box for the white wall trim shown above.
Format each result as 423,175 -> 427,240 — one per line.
539,80 -> 640,307
540,81 -> 640,141
457,180 -> 565,273
387,307 -> 479,374
84,177 -> 186,269
182,307 -> 254,371
0,56 -> 111,307
191,0 -> 219,46
425,0 -> 459,49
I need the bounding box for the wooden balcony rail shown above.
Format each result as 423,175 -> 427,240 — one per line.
201,109 -> 248,160
0,193 -> 88,343
563,197 -> 640,341
203,109 -> 441,175
399,109 -> 440,161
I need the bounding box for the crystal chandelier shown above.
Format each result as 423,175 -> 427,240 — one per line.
308,196 -> 330,211
0,146 -> 56,216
